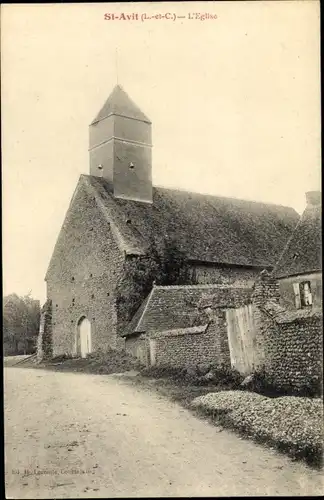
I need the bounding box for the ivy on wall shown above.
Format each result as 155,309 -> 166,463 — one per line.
116,238 -> 197,325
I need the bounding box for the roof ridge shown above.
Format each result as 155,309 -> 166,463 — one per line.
153,185 -> 297,211
135,287 -> 155,332
154,284 -> 252,290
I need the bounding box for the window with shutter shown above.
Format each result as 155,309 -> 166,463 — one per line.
300,281 -> 313,307
293,283 -> 301,309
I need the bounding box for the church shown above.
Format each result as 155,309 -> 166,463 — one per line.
44,85 -> 299,359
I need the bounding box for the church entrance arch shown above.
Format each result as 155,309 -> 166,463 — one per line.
77,316 -> 92,358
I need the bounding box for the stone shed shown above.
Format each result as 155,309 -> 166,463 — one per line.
122,284 -> 252,368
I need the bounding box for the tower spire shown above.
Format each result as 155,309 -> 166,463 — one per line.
115,47 -> 119,85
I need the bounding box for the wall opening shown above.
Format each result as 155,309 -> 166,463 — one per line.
76,316 -> 92,358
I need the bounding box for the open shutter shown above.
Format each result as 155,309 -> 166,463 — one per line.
305,282 -> 313,305
293,283 -> 301,309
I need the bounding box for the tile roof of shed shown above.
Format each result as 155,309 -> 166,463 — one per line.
122,284 -> 253,337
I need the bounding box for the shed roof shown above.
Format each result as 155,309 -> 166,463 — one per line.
122,284 -> 252,337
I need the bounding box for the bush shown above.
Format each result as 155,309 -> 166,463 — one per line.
208,363 -> 244,388
192,390 -> 323,466
140,364 -> 187,382
246,365 -> 323,398
140,362 -> 244,389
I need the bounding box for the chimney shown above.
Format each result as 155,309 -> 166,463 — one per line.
306,191 -> 321,207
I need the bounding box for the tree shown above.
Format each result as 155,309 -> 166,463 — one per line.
3,293 -> 41,355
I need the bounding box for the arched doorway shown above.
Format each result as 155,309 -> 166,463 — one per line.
77,317 -> 92,358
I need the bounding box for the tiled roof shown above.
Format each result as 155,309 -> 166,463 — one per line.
122,284 -> 252,337
263,301 -> 322,323
84,175 -> 299,268
273,201 -> 322,278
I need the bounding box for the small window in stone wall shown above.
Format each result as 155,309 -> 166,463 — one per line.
293,281 -> 312,309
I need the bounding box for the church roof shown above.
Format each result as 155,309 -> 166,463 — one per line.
122,284 -> 252,337
83,175 -> 299,269
273,193 -> 322,278
90,85 -> 151,125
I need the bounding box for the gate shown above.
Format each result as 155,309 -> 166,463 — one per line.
225,305 -> 257,375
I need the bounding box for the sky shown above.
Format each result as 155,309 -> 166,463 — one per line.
2,1 -> 321,303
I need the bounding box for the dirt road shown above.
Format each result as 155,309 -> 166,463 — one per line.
4,367 -> 323,498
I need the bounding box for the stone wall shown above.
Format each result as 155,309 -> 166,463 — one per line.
148,312 -> 230,369
46,182 -> 125,357
125,334 -> 150,366
252,270 -> 323,393
190,263 -> 260,287
262,308 -> 322,392
37,299 -> 53,361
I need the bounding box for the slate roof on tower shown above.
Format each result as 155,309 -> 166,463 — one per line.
90,84 -> 151,124
80,174 -> 299,268
273,191 -> 322,278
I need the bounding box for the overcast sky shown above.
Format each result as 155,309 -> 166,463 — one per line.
2,1 -> 321,302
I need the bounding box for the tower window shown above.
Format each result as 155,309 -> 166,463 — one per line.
126,219 -> 131,224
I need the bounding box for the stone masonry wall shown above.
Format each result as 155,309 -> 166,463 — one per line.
46,182 -> 125,357
149,313 -> 230,369
262,313 -> 322,392
251,270 -> 280,368
190,263 -> 260,287
252,270 -> 323,392
37,299 -> 53,361
125,334 -> 150,367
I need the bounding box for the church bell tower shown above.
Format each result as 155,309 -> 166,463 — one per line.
89,85 -> 152,203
